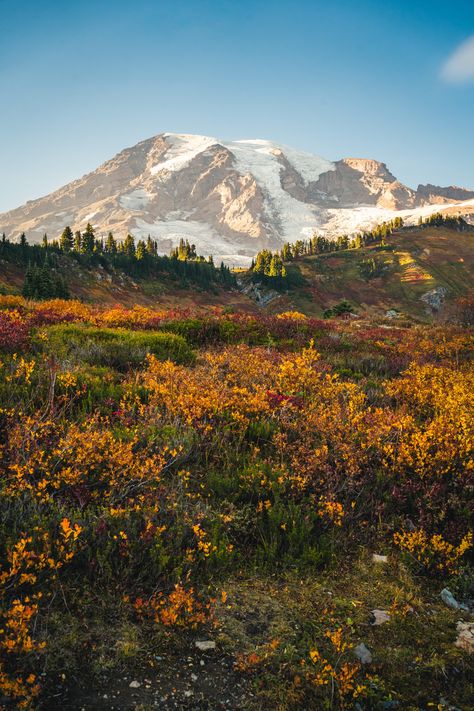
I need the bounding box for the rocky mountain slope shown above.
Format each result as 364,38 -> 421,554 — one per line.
1,133 -> 473,265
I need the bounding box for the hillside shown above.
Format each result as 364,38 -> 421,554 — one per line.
1,133 -> 474,266
246,225 -> 474,320
1,224 -> 473,321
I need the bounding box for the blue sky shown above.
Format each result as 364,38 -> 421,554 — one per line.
1,0 -> 473,212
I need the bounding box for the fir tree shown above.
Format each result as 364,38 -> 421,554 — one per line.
123,234 -> 136,258
60,226 -> 74,252
81,223 -> 95,253
74,231 -> 82,252
105,232 -> 117,254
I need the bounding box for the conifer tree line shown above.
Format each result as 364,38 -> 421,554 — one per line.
22,257 -> 70,300
251,218 -> 405,287
417,213 -> 469,230
0,225 -> 236,295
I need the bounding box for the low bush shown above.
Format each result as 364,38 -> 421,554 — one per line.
36,324 -> 195,369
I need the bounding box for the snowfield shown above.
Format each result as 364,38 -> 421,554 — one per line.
2,132 -> 473,264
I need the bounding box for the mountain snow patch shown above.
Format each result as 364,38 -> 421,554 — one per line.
223,139 -> 325,241
132,217 -> 251,266
119,189 -> 153,210
150,134 -> 218,175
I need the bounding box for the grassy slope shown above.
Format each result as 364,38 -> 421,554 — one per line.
0,258 -> 258,311
1,226 -> 472,318
268,227 -> 474,319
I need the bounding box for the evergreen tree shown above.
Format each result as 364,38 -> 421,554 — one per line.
123,234 -> 136,258
38,255 -> 55,297
22,262 -> 35,298
81,223 -> 95,253
105,232 -> 117,254
59,226 -> 74,252
74,231 -> 82,252
136,240 -> 146,260
146,235 -> 156,255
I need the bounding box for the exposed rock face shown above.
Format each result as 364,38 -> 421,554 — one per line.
416,184 -> 474,204
421,286 -> 448,311
455,622 -> 474,653
1,133 -> 473,265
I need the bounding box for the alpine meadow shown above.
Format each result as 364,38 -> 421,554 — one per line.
1,2 -> 473,710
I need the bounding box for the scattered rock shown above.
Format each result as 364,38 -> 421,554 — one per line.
441,588 -> 459,610
385,310 -> 399,319
370,609 -> 390,625
195,640 -> 216,651
353,642 -> 372,664
239,280 -> 281,307
421,286 -> 447,311
372,554 -> 388,564
128,680 -> 141,689
455,621 -> 474,653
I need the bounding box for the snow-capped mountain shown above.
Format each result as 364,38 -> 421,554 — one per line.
1,133 -> 473,265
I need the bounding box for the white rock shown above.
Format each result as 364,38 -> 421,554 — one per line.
455,622 -> 474,653
129,680 -> 141,688
353,642 -> 372,664
371,609 -> 390,625
195,640 -> 216,651
372,554 -> 388,563
440,588 -> 459,610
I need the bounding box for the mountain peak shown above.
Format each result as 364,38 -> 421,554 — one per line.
0,133 -> 472,265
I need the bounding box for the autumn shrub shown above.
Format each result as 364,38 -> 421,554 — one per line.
0,297 -> 473,708
0,311 -> 31,352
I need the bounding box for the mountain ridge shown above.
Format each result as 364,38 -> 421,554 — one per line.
1,132 -> 473,265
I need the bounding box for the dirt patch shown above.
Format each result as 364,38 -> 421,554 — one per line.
45,648 -> 254,710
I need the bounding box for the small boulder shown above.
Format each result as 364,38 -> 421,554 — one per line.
195,640 -> 216,651
421,286 -> 447,311
441,588 -> 459,610
372,554 -> 388,564
455,622 -> 474,653
353,642 -> 372,664
129,680 -> 141,689
371,609 -> 390,625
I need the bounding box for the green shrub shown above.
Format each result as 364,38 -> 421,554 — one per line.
38,324 -> 195,370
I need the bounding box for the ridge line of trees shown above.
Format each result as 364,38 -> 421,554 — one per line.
251,218 -> 405,287
251,213 -> 470,288
0,226 -> 236,299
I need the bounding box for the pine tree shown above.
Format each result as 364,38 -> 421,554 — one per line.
136,240 -> 146,260
74,231 -> 82,252
81,223 -> 95,253
59,226 -> 74,252
105,232 -> 117,254
22,262 -> 35,298
123,234 -> 136,258
146,235 -> 156,255
38,256 -> 55,298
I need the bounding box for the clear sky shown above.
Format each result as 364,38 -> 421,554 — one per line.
1,0 -> 473,212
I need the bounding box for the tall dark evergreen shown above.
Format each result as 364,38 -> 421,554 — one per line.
105,232 -> 117,254
60,226 -> 74,252
81,223 -> 95,253
74,231 -> 82,252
